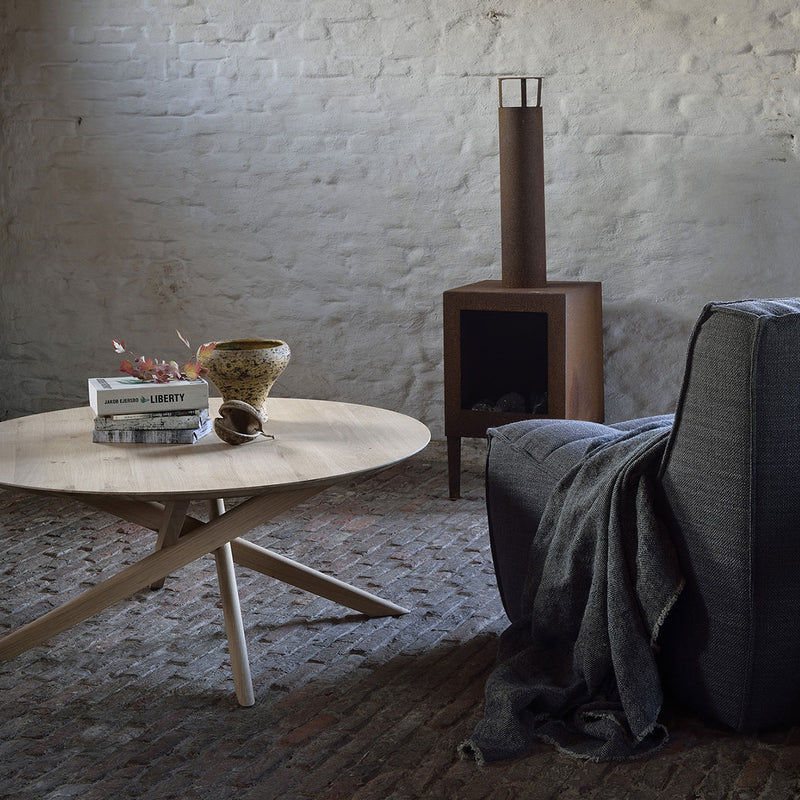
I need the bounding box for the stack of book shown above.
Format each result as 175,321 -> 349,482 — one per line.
88,376 -> 212,444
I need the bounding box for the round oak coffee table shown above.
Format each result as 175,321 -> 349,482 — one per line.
0,398 -> 430,705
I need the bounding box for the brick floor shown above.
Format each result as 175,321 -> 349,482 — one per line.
1,441 -> 799,799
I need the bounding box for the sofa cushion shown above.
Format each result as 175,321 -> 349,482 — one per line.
486,415 -> 673,622
658,299 -> 800,731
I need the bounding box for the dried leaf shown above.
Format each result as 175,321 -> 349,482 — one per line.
112,339 -> 126,354
183,361 -> 201,379
176,329 -> 191,349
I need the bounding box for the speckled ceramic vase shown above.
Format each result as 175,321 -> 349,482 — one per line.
199,338 -> 290,421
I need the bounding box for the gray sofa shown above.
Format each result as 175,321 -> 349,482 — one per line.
486,299 -> 800,732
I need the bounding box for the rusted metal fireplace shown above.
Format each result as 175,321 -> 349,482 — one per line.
443,78 -> 604,498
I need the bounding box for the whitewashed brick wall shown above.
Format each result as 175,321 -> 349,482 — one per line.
2,1 -> 799,435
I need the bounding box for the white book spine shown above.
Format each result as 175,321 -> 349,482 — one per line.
88,377 -> 209,416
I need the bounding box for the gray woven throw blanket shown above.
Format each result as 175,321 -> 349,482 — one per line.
460,422 -> 683,763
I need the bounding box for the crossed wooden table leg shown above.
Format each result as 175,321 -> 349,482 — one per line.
0,487 -> 409,706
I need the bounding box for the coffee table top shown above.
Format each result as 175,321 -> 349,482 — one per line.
0,398 -> 431,501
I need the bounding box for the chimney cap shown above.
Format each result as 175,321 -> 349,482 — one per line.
498,77 -> 543,108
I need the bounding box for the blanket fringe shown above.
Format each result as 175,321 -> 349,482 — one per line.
457,739 -> 486,766
650,577 -> 686,648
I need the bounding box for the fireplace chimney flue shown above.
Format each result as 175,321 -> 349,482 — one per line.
499,76 -> 547,289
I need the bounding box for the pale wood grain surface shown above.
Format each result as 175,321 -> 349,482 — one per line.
0,398 -> 431,500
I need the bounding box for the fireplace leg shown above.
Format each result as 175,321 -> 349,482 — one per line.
447,435 -> 461,500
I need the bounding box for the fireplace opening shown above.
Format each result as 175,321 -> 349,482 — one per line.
459,309 -> 549,415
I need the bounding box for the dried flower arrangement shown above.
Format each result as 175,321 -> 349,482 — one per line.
112,330 -> 216,383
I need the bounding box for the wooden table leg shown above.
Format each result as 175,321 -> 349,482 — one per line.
209,499 -> 254,707
0,488 -> 319,661
0,483 -> 408,707
230,538 -> 409,617
150,500 -> 190,590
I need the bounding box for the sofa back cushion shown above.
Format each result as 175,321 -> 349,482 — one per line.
658,299 -> 800,731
